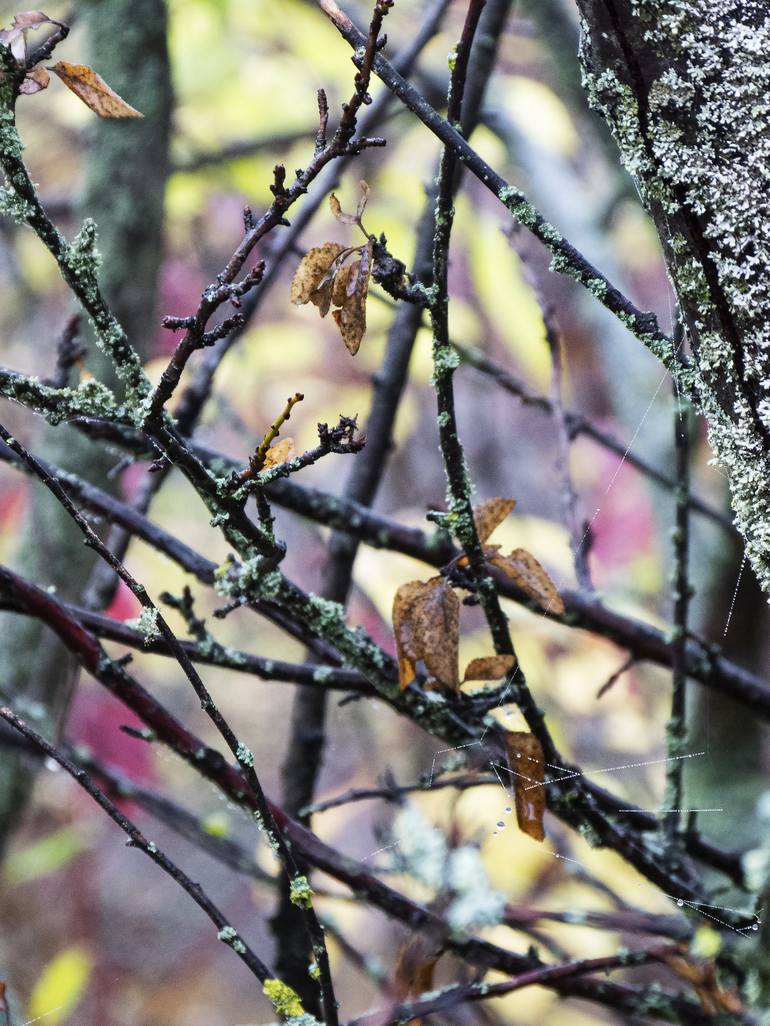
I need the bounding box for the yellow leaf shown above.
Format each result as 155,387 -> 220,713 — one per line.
463,654 -> 516,682
290,242 -> 345,307
50,61 -> 143,118
504,731 -> 546,842
473,497 -> 516,543
262,437 -> 296,469
28,946 -> 91,1025
490,547 -> 565,615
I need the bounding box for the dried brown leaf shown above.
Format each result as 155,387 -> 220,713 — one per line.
329,192 -> 358,225
19,64 -> 49,93
504,731 -> 545,841
331,263 -> 352,308
392,576 -> 460,691
394,934 -> 440,1018
473,497 -> 516,543
262,437 -> 296,469
49,61 -> 143,119
463,654 -> 516,682
413,577 -> 460,691
290,243 -> 346,307
332,237 -> 372,355
9,10 -> 52,29
356,180 -> 370,219
0,11 -> 55,62
393,579 -> 432,690
309,276 -> 335,318
490,548 -> 565,615
664,955 -> 743,1016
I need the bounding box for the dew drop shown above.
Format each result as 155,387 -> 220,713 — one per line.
676,899 -> 684,907
752,924 -> 759,931
505,806 -> 512,814
496,820 -> 505,828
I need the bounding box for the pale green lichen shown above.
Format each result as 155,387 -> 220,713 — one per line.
126,606 -> 160,645
289,874 -> 314,909
235,742 -> 254,768
0,184 -> 33,222
217,925 -> 247,955
446,845 -> 505,935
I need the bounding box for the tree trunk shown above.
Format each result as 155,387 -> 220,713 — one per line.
575,0 -> 770,592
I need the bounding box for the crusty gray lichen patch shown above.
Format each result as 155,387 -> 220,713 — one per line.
577,0 -> 770,590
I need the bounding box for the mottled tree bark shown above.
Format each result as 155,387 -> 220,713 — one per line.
575,0 -> 770,1006
0,0 -> 172,850
576,1 -> 770,591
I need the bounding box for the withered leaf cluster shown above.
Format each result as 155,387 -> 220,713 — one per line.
391,496 -> 560,842
467,496 -> 566,615
290,185 -> 373,355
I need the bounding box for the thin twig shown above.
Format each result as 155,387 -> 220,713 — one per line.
0,706 -> 274,983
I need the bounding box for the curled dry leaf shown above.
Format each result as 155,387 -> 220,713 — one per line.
332,236 -> 373,355
473,497 -> 516,544
355,179 -> 370,221
329,192 -> 358,226
504,730 -> 545,842
0,10 -> 57,64
329,180 -> 370,226
392,576 -> 460,691
490,547 -> 565,615
19,64 -> 48,93
261,437 -> 296,470
462,654 -> 516,682
49,62 -> 143,119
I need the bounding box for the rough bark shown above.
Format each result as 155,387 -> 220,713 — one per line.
575,0 -> 770,592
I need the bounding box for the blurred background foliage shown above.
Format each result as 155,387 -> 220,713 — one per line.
0,0 -> 766,1023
